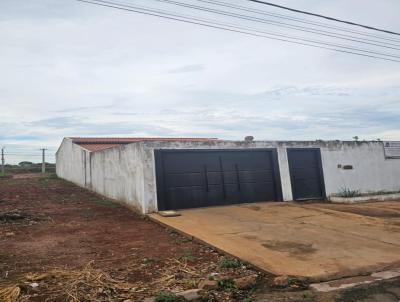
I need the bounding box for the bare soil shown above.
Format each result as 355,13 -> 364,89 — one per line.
0,175 -> 265,301
1,175 -> 399,302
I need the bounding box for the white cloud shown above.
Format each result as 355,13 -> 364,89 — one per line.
0,0 -> 400,163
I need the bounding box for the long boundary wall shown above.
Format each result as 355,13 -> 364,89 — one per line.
56,138 -> 149,212
56,139 -> 400,214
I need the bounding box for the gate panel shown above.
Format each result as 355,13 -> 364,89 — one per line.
287,149 -> 326,200
156,149 -> 282,210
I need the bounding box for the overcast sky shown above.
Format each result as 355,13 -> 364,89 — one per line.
1,0 -> 400,163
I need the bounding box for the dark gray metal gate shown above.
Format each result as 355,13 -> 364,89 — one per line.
287,148 -> 326,200
155,149 -> 282,210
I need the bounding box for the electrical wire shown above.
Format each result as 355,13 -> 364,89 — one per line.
195,0 -> 400,44
148,0 -> 400,50
75,0 -> 400,62
246,0 -> 400,37
4,153 -> 55,157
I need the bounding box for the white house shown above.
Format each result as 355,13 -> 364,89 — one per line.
56,137 -> 400,214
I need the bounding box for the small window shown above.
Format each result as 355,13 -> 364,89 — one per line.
384,141 -> 400,159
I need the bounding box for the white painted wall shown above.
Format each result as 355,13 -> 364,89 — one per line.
56,139 -> 148,212
56,139 -> 400,214
55,138 -> 87,187
320,142 -> 400,195
87,143 -> 148,212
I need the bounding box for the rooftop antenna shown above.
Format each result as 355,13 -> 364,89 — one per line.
244,136 -> 254,142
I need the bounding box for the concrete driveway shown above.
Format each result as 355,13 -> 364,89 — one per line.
150,201 -> 400,282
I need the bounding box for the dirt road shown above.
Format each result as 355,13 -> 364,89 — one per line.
0,175 -> 258,301
1,175 -> 399,302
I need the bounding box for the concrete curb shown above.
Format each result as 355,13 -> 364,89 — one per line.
310,268 -> 400,292
330,193 -> 400,204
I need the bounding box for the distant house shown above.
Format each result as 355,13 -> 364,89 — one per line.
56,137 -> 400,214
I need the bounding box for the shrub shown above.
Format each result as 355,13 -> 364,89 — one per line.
336,187 -> 362,197
218,257 -> 241,268
218,279 -> 236,291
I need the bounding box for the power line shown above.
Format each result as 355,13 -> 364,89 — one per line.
5,154 -> 55,156
149,0 -> 400,50
195,0 -> 400,44
75,0 -> 400,63
246,0 -> 400,37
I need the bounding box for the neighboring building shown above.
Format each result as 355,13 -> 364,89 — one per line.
56,137 -> 400,214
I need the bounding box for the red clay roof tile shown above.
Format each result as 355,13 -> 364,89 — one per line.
71,137 -> 220,152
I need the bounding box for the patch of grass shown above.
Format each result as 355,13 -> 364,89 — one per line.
287,276 -> 308,290
241,289 -> 256,302
91,198 -> 120,208
154,291 -> 186,302
302,291 -> 313,299
335,188 -> 400,198
179,250 -> 198,262
218,279 -> 236,291
218,257 -> 241,269
172,237 -> 192,244
38,177 -> 50,185
336,187 -> 362,198
183,279 -> 197,288
46,172 -> 58,179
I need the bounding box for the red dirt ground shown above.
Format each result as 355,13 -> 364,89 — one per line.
0,175 -> 261,301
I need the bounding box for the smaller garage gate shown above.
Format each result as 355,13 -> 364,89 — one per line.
155,149 -> 282,211
287,148 -> 326,200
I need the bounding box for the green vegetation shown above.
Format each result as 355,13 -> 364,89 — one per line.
46,172 -> 58,179
0,173 -> 9,178
179,250 -> 198,262
369,189 -> 400,195
218,279 -> 236,291
218,257 -> 242,269
241,289 -> 257,302
18,161 -> 34,167
91,198 -> 120,208
302,292 -> 313,299
1,163 -> 56,175
335,187 -> 400,198
39,173 -> 59,185
154,291 -> 186,302
172,237 -> 192,244
336,187 -> 362,197
287,276 -> 308,290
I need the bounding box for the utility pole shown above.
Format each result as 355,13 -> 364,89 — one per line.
41,148 -> 47,174
1,147 -> 4,175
